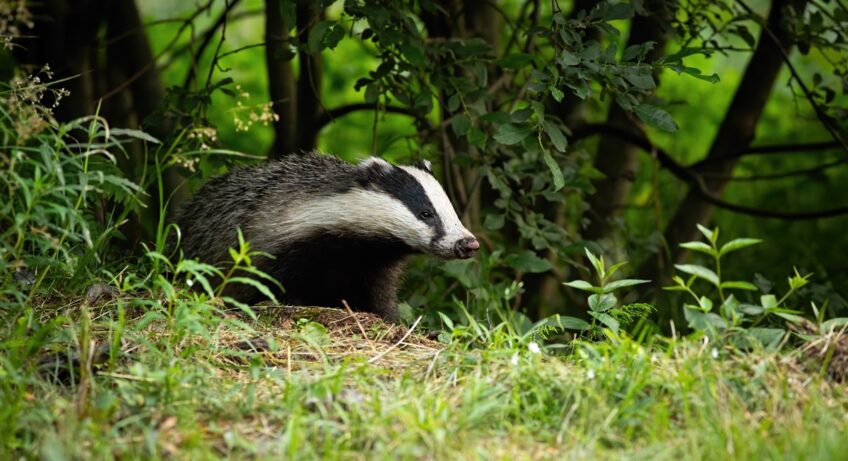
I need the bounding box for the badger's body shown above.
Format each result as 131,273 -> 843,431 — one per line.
176,151 -> 478,321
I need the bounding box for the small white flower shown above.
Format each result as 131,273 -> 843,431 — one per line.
586,369 -> 595,380
510,352 -> 519,366
528,342 -> 541,354
186,277 -> 194,287
711,347 -> 719,359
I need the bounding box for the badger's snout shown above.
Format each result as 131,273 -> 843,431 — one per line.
453,237 -> 480,259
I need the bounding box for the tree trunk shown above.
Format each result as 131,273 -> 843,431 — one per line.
583,0 -> 673,240
639,0 -> 806,286
265,0 -> 298,159
13,0 -> 104,120
295,1 -> 323,152
102,0 -> 187,244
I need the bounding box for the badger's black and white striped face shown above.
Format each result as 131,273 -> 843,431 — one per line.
350,157 -> 479,258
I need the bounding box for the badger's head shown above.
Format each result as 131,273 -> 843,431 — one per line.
346,157 -> 479,259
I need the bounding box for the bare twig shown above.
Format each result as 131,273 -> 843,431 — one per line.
368,316 -> 423,364
342,300 -> 378,354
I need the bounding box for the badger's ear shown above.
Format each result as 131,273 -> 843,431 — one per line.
413,159 -> 433,175
356,156 -> 393,186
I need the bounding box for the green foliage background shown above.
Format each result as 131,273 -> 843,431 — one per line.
138,0 -> 848,313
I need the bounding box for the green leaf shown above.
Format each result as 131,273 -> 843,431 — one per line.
605,261 -> 628,279
603,279 -> 650,293
634,103 -> 678,132
720,281 -> 758,291
589,311 -> 620,333
447,94 -> 461,112
787,270 -> 812,291
696,224 -> 715,242
535,314 -> 592,331
542,120 -> 567,152
774,312 -> 805,323
507,250 -> 552,273
739,303 -> 764,315
227,276 -> 280,305
718,238 -> 762,257
111,128 -> 161,144
679,241 -> 715,256
549,86 -> 565,102
721,294 -> 740,319
437,312 -> 455,330
747,328 -> 785,349
675,264 -> 719,287
307,21 -> 333,54
584,248 -> 604,278
675,66 -> 720,83
821,318 -> 848,332
493,123 -> 532,145
467,127 -> 487,148
324,24 -> 345,50
483,213 -> 504,230
451,114 -> 471,136
684,307 -> 727,331
760,294 -> 778,310
563,280 -> 598,292
542,150 -> 565,191
603,3 -> 634,20
555,316 -> 592,331
623,68 -> 656,91
364,83 -> 379,104
588,293 -> 617,312
733,25 -> 756,48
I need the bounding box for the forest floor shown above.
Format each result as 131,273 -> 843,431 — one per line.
3,296 -> 848,460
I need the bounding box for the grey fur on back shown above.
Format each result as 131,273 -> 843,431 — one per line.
178,153 -> 354,268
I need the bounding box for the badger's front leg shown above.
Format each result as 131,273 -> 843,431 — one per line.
360,260 -> 406,322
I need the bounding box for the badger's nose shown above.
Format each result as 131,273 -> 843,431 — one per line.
453,237 -> 480,259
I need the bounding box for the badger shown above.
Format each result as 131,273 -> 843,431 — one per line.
176,151 -> 479,321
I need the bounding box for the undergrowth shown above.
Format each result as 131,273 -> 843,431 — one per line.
2,68 -> 848,461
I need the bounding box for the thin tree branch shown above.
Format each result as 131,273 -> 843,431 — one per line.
692,140 -> 842,168
314,103 -> 418,129
160,9 -> 261,72
703,157 -> 848,181
183,0 -> 243,88
572,123 -> 848,220
100,0 -> 215,102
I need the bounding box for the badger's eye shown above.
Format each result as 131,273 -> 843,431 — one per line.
419,210 -> 434,220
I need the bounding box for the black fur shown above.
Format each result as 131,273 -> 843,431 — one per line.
256,234 -> 413,321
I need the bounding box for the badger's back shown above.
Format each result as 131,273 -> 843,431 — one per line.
177,152 -> 354,266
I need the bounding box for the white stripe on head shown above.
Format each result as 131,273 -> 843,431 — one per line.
400,165 -> 475,254
249,188 -> 434,252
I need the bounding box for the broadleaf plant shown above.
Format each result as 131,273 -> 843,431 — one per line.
665,225 -> 815,348
563,249 -> 652,335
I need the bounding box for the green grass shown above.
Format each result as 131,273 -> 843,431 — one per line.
2,297 -> 847,460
